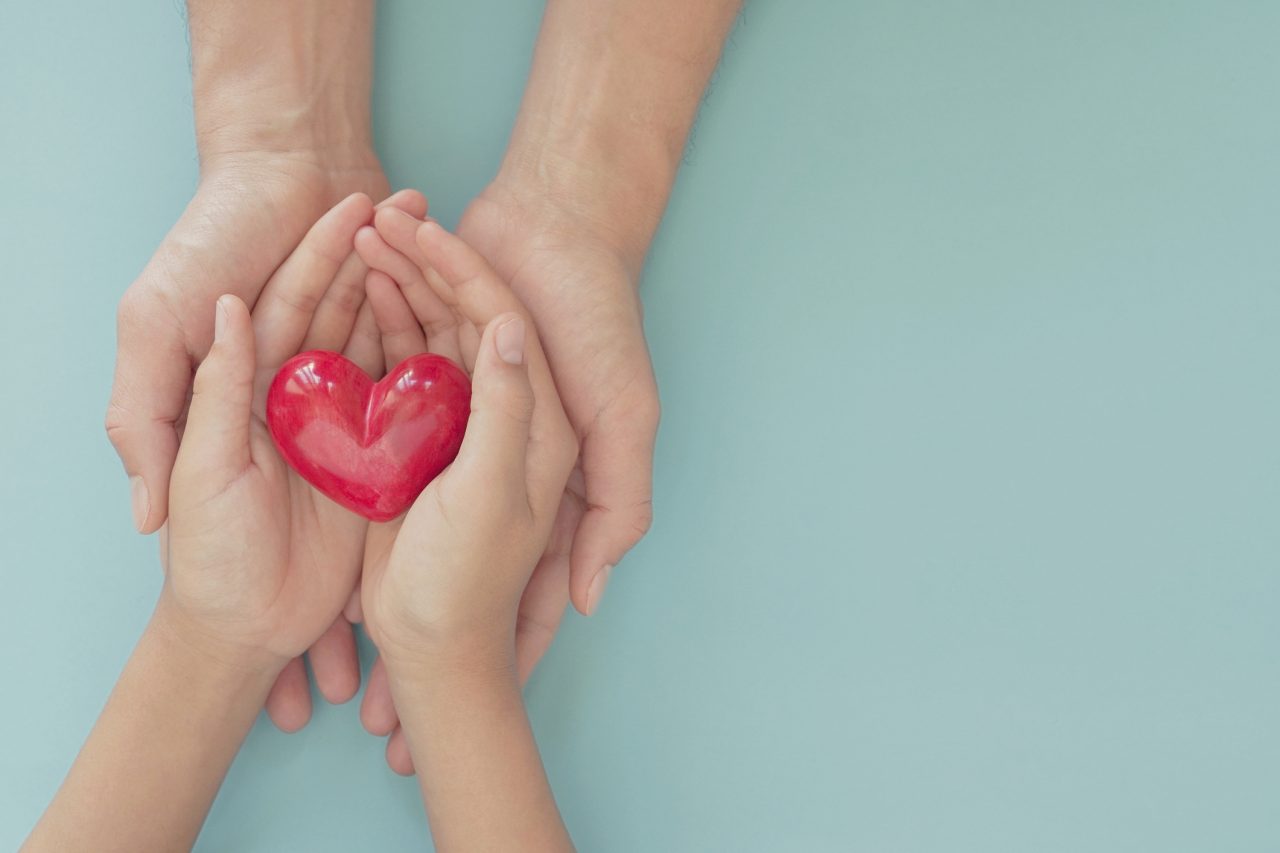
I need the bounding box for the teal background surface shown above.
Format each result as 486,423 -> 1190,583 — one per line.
2,1 -> 1278,850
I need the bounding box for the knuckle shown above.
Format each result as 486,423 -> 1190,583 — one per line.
628,500 -> 655,541
481,378 -> 534,424
635,390 -> 662,432
115,286 -> 147,330
103,403 -> 131,450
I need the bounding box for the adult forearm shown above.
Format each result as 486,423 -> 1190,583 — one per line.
388,660 -> 573,852
23,603 -> 280,852
498,0 -> 742,266
187,0 -> 377,166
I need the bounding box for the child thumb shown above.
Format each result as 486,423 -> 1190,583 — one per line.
182,295 -> 256,473
452,313 -> 535,492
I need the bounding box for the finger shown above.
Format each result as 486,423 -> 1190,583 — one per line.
307,617 -> 360,704
515,491 -> 581,683
106,291 -> 189,533
253,193 -> 375,375
180,296 -> 255,478
449,314 -> 534,499
372,206 -> 435,274
360,656 -> 399,736
341,299 -> 385,378
365,270 -> 429,366
378,188 -> 428,220
264,656 -> 312,733
414,220 -> 516,322
356,220 -> 460,354
300,250 -> 373,353
568,407 -> 659,616
386,726 -> 416,776
415,222 -> 576,507
355,222 -> 428,295
372,209 -> 459,336
343,583 -> 363,624
304,190 -> 429,352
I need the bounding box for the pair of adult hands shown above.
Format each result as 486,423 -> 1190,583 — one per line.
105,150 -> 659,773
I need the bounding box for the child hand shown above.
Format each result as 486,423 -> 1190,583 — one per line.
160,193 -> 422,680
357,220 -> 578,677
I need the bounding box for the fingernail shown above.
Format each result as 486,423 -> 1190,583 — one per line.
586,564 -> 613,616
130,476 -> 149,532
214,296 -> 229,342
496,316 -> 526,365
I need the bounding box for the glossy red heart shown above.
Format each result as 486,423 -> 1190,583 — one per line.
266,350 -> 471,522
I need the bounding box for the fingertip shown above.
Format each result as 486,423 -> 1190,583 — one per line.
269,704 -> 312,734
415,218 -> 444,249
310,619 -> 361,705
375,204 -> 421,233
115,444 -> 174,535
569,514 -> 644,615
386,728 -> 416,776
264,658 -> 314,733
360,658 -> 398,736
352,225 -> 381,264
381,188 -> 428,219
341,191 -> 376,221
212,294 -> 252,346
343,585 -> 363,624
493,314 -> 526,366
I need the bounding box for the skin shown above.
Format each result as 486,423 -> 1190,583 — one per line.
28,206 -> 576,852
105,0 -> 390,730
360,223 -> 578,849
356,0 -> 745,773
105,0 -> 743,763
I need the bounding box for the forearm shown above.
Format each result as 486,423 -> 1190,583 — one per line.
387,658 -> 573,852
187,0 -> 377,166
23,602 -> 279,853
498,0 -> 742,266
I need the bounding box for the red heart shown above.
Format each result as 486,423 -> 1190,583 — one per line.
266,350 -> 471,522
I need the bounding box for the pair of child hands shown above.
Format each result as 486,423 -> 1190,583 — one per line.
162,190 -> 577,721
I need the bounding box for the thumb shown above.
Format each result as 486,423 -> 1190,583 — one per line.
180,295 -> 256,478
106,290 -> 192,533
449,314 -> 535,499
568,399 -> 659,616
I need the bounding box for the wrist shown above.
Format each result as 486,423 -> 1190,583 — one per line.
149,596 -> 290,686
374,619 -> 517,688
384,646 -> 519,704
492,128 -> 672,269
194,91 -> 377,172
188,0 -> 376,169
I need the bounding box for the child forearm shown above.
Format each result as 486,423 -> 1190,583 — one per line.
22,601 -> 281,853
387,658 -> 574,853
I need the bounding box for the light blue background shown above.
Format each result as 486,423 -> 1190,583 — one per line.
2,1 -> 1278,850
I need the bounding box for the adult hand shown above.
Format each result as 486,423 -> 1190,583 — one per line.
107,153 -> 389,534
108,158 -> 426,730
106,0 -> 392,731
458,185 -> 661,653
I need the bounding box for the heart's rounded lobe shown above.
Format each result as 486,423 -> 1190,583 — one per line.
266,350 -> 471,521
